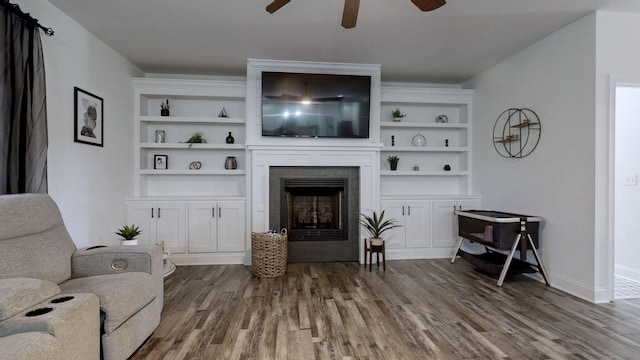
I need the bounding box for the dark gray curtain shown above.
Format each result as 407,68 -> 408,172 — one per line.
0,3 -> 48,194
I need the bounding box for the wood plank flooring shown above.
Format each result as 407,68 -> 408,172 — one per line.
131,259 -> 640,359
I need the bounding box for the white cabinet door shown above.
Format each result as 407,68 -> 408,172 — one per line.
217,201 -> 246,252
127,202 -> 155,246
432,200 -> 457,248
405,200 -> 431,248
432,199 -> 481,248
127,201 -> 186,253
155,202 -> 186,253
379,200 -> 406,249
188,202 -> 217,253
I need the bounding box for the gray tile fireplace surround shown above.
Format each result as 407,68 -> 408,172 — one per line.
269,166 -> 360,262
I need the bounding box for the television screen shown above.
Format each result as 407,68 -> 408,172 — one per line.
261,72 -> 371,138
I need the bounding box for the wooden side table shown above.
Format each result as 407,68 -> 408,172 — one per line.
364,238 -> 385,271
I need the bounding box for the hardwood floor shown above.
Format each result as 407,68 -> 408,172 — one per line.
131,259 -> 640,359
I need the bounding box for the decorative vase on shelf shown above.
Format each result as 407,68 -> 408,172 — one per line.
155,130 -> 166,143
225,156 -> 238,170
225,132 -> 235,144
160,99 -> 170,116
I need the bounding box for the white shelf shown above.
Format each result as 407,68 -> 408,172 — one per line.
380,121 -> 468,129
381,146 -> 467,152
140,143 -> 245,150
140,116 -> 245,124
381,170 -> 468,176
140,169 -> 246,176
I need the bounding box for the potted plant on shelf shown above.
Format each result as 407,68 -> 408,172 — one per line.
391,108 -> 406,122
160,99 -> 170,116
387,155 -> 399,171
115,224 -> 142,245
360,210 -> 401,246
183,132 -> 207,148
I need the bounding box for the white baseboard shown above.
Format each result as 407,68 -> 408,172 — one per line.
171,252 -> 246,265
383,247 -> 455,260
548,273 -> 608,303
615,264 -> 640,283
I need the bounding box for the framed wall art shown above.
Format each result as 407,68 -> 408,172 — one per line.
154,155 -> 168,170
74,87 -> 104,147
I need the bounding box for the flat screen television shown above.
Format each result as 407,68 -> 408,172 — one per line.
261,72 -> 371,138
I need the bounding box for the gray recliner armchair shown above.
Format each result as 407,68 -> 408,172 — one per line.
0,193 -> 163,360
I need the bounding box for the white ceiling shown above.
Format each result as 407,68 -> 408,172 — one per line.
48,0 -> 640,83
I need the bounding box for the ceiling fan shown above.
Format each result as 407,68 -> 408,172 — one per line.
266,0 -> 446,29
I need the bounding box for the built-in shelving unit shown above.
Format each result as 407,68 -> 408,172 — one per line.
379,86 -> 474,196
133,78 -> 247,197
129,78 -> 248,265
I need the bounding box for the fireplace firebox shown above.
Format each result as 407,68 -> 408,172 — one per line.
281,178 -> 348,242
269,166 -> 359,262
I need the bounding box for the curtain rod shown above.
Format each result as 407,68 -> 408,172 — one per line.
1,0 -> 54,36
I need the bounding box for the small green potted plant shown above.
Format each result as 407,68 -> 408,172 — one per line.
160,99 -> 170,116
360,210 -> 401,246
115,224 -> 142,245
391,108 -> 406,122
183,132 -> 207,148
387,155 -> 399,171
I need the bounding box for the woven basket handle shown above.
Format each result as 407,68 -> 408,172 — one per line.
280,228 -> 287,235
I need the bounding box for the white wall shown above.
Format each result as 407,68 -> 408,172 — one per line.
464,14 -> 599,301
17,0 -> 144,247
594,12 -> 640,297
614,85 -> 640,282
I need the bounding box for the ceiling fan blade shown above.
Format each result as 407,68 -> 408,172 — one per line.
411,0 -> 446,12
342,0 -> 360,29
266,0 -> 291,14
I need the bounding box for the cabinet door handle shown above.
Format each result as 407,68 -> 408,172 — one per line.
402,206 -> 404,216
212,207 -> 215,218
408,206 -> 411,216
151,208 -> 154,218
158,208 -> 161,218
218,207 -> 222,218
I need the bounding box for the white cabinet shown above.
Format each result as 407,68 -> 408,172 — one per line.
133,78 -> 247,197
188,201 -> 246,253
380,86 -> 473,197
381,199 -> 432,249
431,199 -> 481,248
127,201 -> 187,253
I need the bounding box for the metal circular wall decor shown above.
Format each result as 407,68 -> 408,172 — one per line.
492,108 -> 541,158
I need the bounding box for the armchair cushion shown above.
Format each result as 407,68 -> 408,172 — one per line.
0,278 -> 60,321
59,272 -> 156,334
0,194 -> 77,284
0,332 -> 60,360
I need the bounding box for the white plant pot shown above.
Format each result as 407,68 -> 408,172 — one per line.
369,237 -> 384,246
120,239 -> 138,246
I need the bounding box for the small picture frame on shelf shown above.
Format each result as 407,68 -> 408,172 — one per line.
154,155 -> 168,170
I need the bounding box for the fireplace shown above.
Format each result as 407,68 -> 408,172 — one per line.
281,178 -> 348,242
270,167 -> 359,262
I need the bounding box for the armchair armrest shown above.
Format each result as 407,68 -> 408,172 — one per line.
71,245 -> 163,279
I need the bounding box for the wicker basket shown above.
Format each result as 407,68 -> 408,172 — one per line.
251,228 -> 288,278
